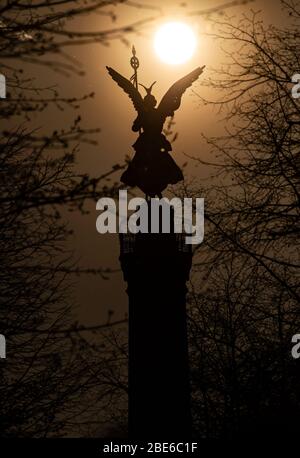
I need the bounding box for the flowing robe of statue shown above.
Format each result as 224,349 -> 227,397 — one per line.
106,65 -> 205,197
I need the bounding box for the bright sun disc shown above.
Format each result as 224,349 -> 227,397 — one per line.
154,22 -> 197,65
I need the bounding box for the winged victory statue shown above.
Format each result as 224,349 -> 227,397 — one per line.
106,64 -> 205,198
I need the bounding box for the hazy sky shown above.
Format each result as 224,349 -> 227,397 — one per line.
17,0 -> 288,325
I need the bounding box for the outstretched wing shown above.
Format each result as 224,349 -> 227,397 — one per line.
106,66 -> 143,113
157,66 -> 205,118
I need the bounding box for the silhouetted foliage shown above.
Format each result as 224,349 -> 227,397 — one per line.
1,0 -> 291,439
189,0 -> 300,438
0,0 -> 131,437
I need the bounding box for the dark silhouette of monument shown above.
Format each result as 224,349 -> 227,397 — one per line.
120,226 -> 193,438
106,58 -> 204,198
107,48 -> 204,438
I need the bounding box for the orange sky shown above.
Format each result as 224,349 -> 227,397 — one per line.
13,0 -> 289,325
74,0 -> 289,326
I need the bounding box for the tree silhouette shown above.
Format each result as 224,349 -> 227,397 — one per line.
0,0 -> 134,437
0,0 -> 276,439
189,0 -> 300,438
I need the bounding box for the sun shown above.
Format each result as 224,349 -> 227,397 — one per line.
154,21 -> 197,65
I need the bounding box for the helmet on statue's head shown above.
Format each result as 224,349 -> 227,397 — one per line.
140,82 -> 157,108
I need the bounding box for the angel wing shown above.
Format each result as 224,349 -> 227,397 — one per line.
157,66 -> 205,118
106,66 -> 144,113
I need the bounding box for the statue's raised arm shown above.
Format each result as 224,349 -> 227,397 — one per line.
157,66 -> 205,120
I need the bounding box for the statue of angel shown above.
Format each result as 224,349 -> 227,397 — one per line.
106,65 -> 205,198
